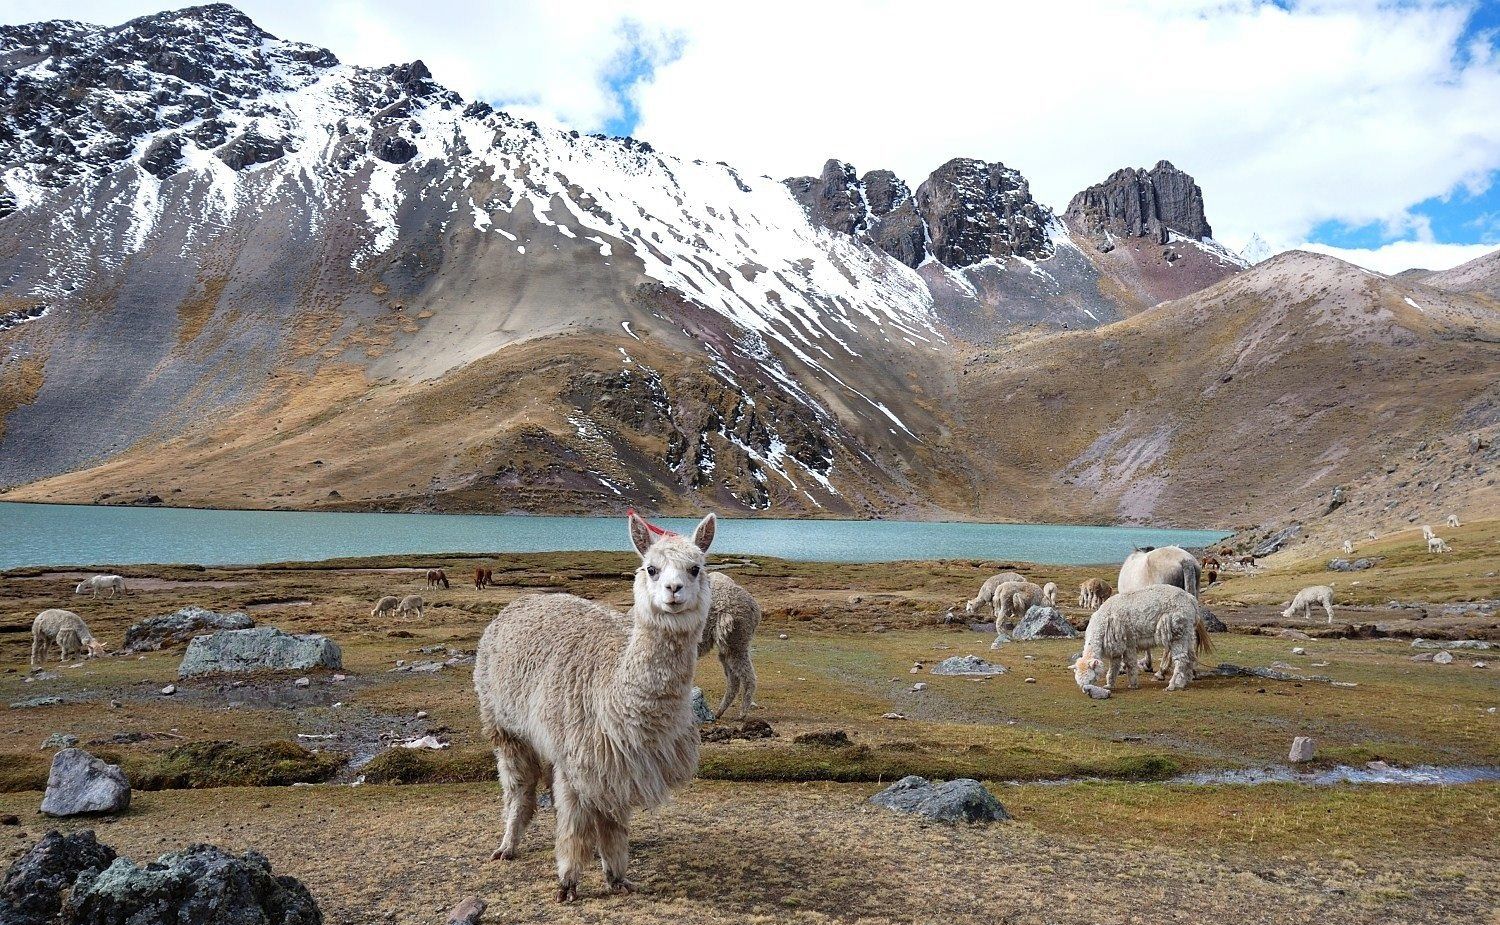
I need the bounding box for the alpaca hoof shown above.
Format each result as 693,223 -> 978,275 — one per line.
557,883 -> 578,903
608,877 -> 639,895
490,846 -> 516,861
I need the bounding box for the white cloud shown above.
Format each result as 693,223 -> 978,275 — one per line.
1297,240 -> 1498,274
9,0 -> 1499,256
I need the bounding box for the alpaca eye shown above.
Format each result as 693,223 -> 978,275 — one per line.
689,566 -> 700,577
647,566 -> 659,578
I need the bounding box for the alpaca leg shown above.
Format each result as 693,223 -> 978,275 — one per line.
30,635 -> 43,667
737,657 -> 757,720
551,774 -> 592,903
713,673 -> 739,722
1126,649 -> 1142,689
1104,657 -> 1119,689
1166,638 -> 1194,690
596,810 -> 635,893
1324,602 -> 1334,625
491,735 -> 543,860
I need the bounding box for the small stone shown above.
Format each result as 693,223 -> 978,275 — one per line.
446,896 -> 485,925
1278,629 -> 1312,640
1433,651 -> 1454,664
1474,661 -> 1488,669
293,677 -> 311,688
331,674 -> 347,682
416,710 -> 429,719
41,733 -> 80,750
881,712 -> 906,720
690,687 -> 715,723
778,633 -> 789,640
1291,647 -> 1306,655
1289,736 -> 1316,763
911,683 -> 928,692
1411,653 -> 1435,662
0,814 -> 17,825
160,684 -> 176,696
930,655 -> 1006,676
1024,677 -> 1036,684
909,667 -> 920,674
1023,655 -> 1036,660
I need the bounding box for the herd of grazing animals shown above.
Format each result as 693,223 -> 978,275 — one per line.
13,512 -> 1471,902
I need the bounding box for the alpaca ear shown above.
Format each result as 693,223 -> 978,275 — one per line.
1089,658 -> 1101,669
628,513 -> 655,556
692,513 -> 716,553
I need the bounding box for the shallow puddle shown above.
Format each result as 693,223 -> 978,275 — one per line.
1171,764 -> 1500,786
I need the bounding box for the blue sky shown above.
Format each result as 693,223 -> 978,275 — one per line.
8,0 -> 1500,272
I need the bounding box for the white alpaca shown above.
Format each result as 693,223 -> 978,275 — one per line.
963,572 -> 1024,617
1041,581 -> 1058,607
1342,540 -> 1354,555
1446,514 -> 1461,529
1427,536 -> 1450,553
1421,525 -> 1435,541
1073,586 -> 1210,692
31,610 -> 106,665
370,595 -> 400,619
74,575 -> 126,598
1366,529 -> 1377,540
992,579 -> 1046,633
1118,547 -> 1199,597
701,571 -> 761,721
473,513 -> 716,901
1282,585 -> 1335,624
396,594 -> 425,620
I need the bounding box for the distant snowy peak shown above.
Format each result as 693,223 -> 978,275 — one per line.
1239,233 -> 1274,265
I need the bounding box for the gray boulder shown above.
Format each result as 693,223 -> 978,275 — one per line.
123,606 -> 254,653
1252,524 -> 1302,557
1411,638 -> 1490,650
40,732 -> 79,750
1199,608 -> 1227,632
65,844 -> 321,924
40,749 -> 131,817
178,627 -> 341,678
0,829 -> 117,925
1328,557 -> 1380,572
869,775 -> 1009,823
1289,736 -> 1316,763
930,655 -> 1007,676
690,687 -> 715,723
1011,606 -> 1078,640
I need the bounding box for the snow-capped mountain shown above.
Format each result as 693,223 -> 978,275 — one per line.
1239,233 -> 1275,265
4,5 -> 1490,531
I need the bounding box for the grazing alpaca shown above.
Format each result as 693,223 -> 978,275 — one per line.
1118,547 -> 1199,597
701,571 -> 761,720
1366,529 -> 1378,540
992,580 -> 1046,645
1446,514 -> 1461,529
1078,578 -> 1113,609
473,513 -> 716,901
427,569 -> 449,590
1073,586 -> 1209,693
371,595 -> 400,620
1421,525 -> 1435,541
963,572 -> 1024,617
74,575 -> 126,598
1427,536 -> 1450,553
1342,540 -> 1354,555
32,610 -> 106,665
396,594 -> 426,620
1041,582 -> 1058,607
475,567 -> 494,590
1281,585 -> 1335,624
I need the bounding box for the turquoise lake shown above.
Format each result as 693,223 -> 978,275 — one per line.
0,502 -> 1228,569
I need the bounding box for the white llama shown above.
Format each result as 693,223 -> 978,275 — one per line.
32,610 -> 106,665
473,513 -> 716,901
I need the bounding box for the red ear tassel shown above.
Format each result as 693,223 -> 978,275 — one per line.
626,507 -> 678,538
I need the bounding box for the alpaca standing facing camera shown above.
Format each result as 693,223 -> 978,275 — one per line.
473,512 -> 716,902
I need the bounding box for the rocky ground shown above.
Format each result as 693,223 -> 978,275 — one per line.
0,524 -> 1495,922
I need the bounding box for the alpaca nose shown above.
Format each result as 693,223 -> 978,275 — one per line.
665,581 -> 683,595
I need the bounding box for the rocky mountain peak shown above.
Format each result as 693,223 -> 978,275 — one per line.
914,158 -> 1053,267
784,159 -> 868,236
1064,160 -> 1212,245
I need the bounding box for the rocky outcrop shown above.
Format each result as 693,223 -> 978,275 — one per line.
123,606 -> 255,653
785,159 -> 867,236
869,775 -> 1010,823
1011,605 -> 1078,639
66,844 -> 322,925
40,748 -> 131,817
178,626 -> 342,677
916,158 -> 1053,266
0,829 -> 116,925
929,655 -> 1007,676
1065,160 -> 1212,245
